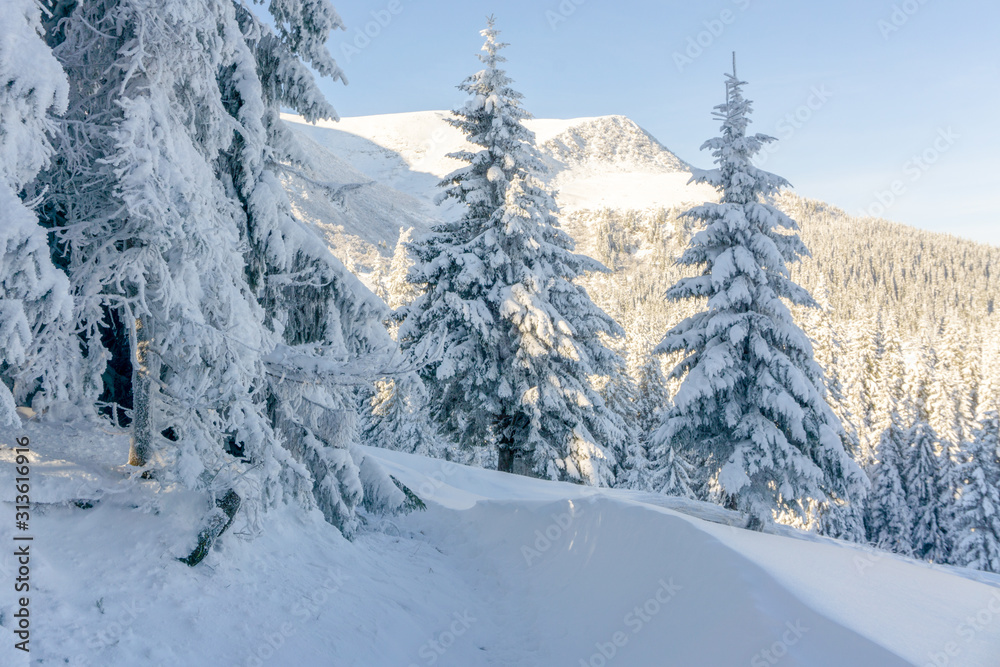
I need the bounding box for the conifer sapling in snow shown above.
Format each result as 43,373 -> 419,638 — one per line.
381,227 -> 421,311
363,372 -> 443,459
650,445 -> 697,499
903,415 -> 954,563
616,354 -> 672,492
652,55 -> 866,527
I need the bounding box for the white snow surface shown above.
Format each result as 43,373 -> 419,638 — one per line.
4,419 -> 1000,666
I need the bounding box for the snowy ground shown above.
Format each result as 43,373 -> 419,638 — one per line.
3,419 -> 1000,666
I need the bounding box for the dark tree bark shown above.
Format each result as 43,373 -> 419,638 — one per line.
495,412 -> 517,473
497,446 -> 515,473
179,489 -> 241,566
128,315 -> 158,467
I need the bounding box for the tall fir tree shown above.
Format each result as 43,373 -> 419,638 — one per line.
399,18 -> 628,485
217,0 -> 400,534
36,0 -> 292,519
651,56 -> 866,527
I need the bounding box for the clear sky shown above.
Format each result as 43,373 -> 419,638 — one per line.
315,0 -> 999,246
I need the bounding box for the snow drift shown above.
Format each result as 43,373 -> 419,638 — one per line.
3,420 -> 998,666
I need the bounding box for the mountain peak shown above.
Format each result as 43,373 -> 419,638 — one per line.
535,115 -> 690,174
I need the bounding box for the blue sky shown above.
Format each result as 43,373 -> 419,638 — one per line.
316,0 -> 999,246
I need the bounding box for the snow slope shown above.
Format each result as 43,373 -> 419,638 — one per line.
276,128 -> 437,280
280,110 -> 719,231
4,419 -> 999,666
275,110 -> 721,289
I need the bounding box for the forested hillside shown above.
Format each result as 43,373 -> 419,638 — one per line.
566,195 -> 1000,460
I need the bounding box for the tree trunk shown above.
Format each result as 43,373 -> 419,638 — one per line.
178,489 -> 241,566
497,445 -> 515,473
495,413 -> 522,473
128,315 -> 158,467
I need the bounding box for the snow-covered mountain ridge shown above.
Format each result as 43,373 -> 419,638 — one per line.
538,114 -> 691,173
275,109 -> 725,286
284,110 -> 696,189
276,110 -> 1000,339
279,110 -> 719,235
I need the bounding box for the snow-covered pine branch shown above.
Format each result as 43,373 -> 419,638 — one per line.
0,0 -> 78,427
263,332 -> 444,385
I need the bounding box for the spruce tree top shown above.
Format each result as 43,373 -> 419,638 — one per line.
437,16 -> 545,220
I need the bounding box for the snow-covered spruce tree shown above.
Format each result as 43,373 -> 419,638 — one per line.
802,285 -> 867,540
901,416 -> 953,562
35,0 -> 401,534
365,228 -> 445,465
870,325 -> 906,463
615,356 -> 668,493
599,367 -> 654,490
216,1 -> 403,533
632,355 -> 671,436
804,280 -> 863,464
381,227 -> 421,311
939,317 -> 977,443
978,334 -> 1000,421
649,445 -> 697,499
852,315 -> 888,452
651,57 -> 866,528
0,0 -> 77,427
399,18 -> 628,485
925,343 -> 960,451
953,411 -> 1000,572
865,411 -> 915,555
37,0 -> 289,518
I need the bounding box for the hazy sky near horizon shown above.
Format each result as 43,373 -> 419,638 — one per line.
312,0 -> 999,246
